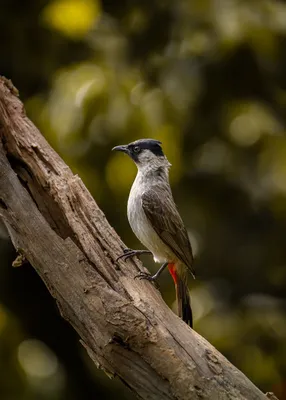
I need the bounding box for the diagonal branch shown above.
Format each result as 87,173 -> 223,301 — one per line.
0,76 -> 271,400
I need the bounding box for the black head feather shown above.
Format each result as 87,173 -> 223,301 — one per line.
128,139 -> 164,158
112,139 -> 165,163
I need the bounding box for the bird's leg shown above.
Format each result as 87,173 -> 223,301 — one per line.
134,262 -> 168,282
116,248 -> 152,262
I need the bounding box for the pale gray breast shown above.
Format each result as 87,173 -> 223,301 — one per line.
127,177 -> 174,263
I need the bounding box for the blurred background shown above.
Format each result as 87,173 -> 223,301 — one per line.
1,0 -> 286,399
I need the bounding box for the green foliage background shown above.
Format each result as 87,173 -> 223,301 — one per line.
1,0 -> 286,398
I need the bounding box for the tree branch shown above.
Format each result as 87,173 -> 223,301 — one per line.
0,76 -> 271,400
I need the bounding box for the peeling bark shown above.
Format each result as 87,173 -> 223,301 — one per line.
0,76 -> 272,400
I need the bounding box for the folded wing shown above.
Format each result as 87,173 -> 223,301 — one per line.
142,187 -> 195,278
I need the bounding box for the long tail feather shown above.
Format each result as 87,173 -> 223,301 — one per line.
168,264 -> 193,327
176,277 -> 193,327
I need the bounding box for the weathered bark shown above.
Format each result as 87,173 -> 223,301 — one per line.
0,76 -> 274,400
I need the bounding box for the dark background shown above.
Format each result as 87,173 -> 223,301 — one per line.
1,0 -> 286,399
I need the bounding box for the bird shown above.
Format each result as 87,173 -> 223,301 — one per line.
112,139 -> 195,327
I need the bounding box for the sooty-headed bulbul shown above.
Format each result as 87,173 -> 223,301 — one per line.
113,139 -> 195,327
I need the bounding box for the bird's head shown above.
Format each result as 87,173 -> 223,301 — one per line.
112,139 -> 170,171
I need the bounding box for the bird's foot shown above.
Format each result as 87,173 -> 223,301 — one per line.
134,272 -> 155,281
134,271 -> 159,281
134,272 -> 159,288
116,248 -> 151,262
134,261 -> 168,288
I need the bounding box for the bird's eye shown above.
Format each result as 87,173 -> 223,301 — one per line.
133,146 -> 140,153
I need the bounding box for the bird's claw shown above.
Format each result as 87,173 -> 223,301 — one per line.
134,272 -> 151,281
116,248 -> 151,262
134,272 -> 159,288
116,249 -> 137,262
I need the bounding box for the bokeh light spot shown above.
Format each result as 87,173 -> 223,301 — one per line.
18,340 -> 59,379
42,0 -> 100,39
230,114 -> 261,146
227,102 -> 282,147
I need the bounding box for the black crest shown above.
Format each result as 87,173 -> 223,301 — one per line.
129,139 -> 164,157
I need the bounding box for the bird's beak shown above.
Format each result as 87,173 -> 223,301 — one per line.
112,144 -> 129,153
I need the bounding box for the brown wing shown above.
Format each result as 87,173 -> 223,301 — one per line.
142,187 -> 195,278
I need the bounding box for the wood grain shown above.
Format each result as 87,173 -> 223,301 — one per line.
0,76 -> 270,399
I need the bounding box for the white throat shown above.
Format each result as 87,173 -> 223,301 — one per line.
135,156 -> 171,179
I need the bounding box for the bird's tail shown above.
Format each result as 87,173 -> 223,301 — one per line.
168,264 -> 193,328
